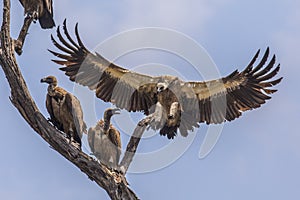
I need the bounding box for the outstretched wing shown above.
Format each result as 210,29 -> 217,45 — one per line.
182,48 -> 282,125
49,20 -> 159,114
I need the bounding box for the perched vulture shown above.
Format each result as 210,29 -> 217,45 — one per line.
88,108 -> 121,169
49,22 -> 282,139
41,76 -> 87,148
15,0 -> 55,55
19,0 -> 55,29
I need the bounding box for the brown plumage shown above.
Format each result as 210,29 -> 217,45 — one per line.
41,76 -> 87,148
19,0 -> 55,29
88,108 -> 121,169
50,22 -> 282,139
15,0 -> 55,55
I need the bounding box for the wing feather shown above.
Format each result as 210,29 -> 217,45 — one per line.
182,48 -> 282,125
50,22 -> 159,113
87,127 -> 96,153
64,93 -> 87,139
50,22 -> 282,137
250,48 -> 269,74
43,0 -> 53,15
108,128 -> 122,164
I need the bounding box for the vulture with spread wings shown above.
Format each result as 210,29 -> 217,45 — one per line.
49,21 -> 282,139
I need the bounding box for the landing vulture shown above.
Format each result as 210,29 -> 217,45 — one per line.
88,108 -> 121,169
50,22 -> 282,139
41,76 -> 87,148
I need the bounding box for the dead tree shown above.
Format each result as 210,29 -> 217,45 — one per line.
0,0 -> 150,199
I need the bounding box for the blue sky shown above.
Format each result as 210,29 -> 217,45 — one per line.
0,0 -> 299,199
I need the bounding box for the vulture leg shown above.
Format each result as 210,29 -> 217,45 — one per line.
168,102 -> 180,119
14,12 -> 37,55
67,130 -> 81,149
138,114 -> 155,127
152,102 -> 164,129
138,102 -> 164,129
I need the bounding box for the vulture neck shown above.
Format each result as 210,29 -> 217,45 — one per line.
103,114 -> 112,133
47,83 -> 57,96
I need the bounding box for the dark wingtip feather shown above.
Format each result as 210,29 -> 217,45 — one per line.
264,89 -> 278,94
257,63 -> 280,82
251,48 -> 270,74
63,18 -> 67,26
56,24 -> 61,36
75,23 -> 84,48
271,77 -> 283,86
243,49 -> 261,73
56,23 -> 78,52
48,49 -> 58,56
50,34 -> 56,43
51,29 -> 75,55
48,49 -> 75,60
52,59 -> 67,65
59,66 -> 68,71
253,54 -> 276,78
62,19 -> 80,49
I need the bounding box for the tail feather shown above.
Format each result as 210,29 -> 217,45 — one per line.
160,125 -> 178,139
39,12 -> 55,29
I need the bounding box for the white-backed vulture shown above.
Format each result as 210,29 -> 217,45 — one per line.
41,76 -> 87,148
49,22 -> 282,139
15,0 -> 55,55
88,108 -> 121,169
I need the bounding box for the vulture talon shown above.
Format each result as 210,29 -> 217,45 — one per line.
14,39 -> 23,56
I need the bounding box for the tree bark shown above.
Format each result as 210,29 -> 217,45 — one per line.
0,1 -> 145,199
119,116 -> 153,174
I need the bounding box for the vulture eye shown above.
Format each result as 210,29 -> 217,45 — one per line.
157,86 -> 164,92
168,114 -> 174,119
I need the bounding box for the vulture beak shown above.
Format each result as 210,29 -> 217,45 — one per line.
40,78 -> 47,83
157,87 -> 162,92
157,82 -> 167,93
112,108 -> 121,115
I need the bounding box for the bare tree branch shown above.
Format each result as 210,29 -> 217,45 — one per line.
0,1 -> 142,199
120,116 -> 153,174
14,14 -> 34,55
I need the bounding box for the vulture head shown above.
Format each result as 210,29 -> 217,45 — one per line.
41,75 -> 57,86
157,82 -> 168,93
157,76 -> 180,93
103,108 -> 121,133
104,108 -> 121,119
